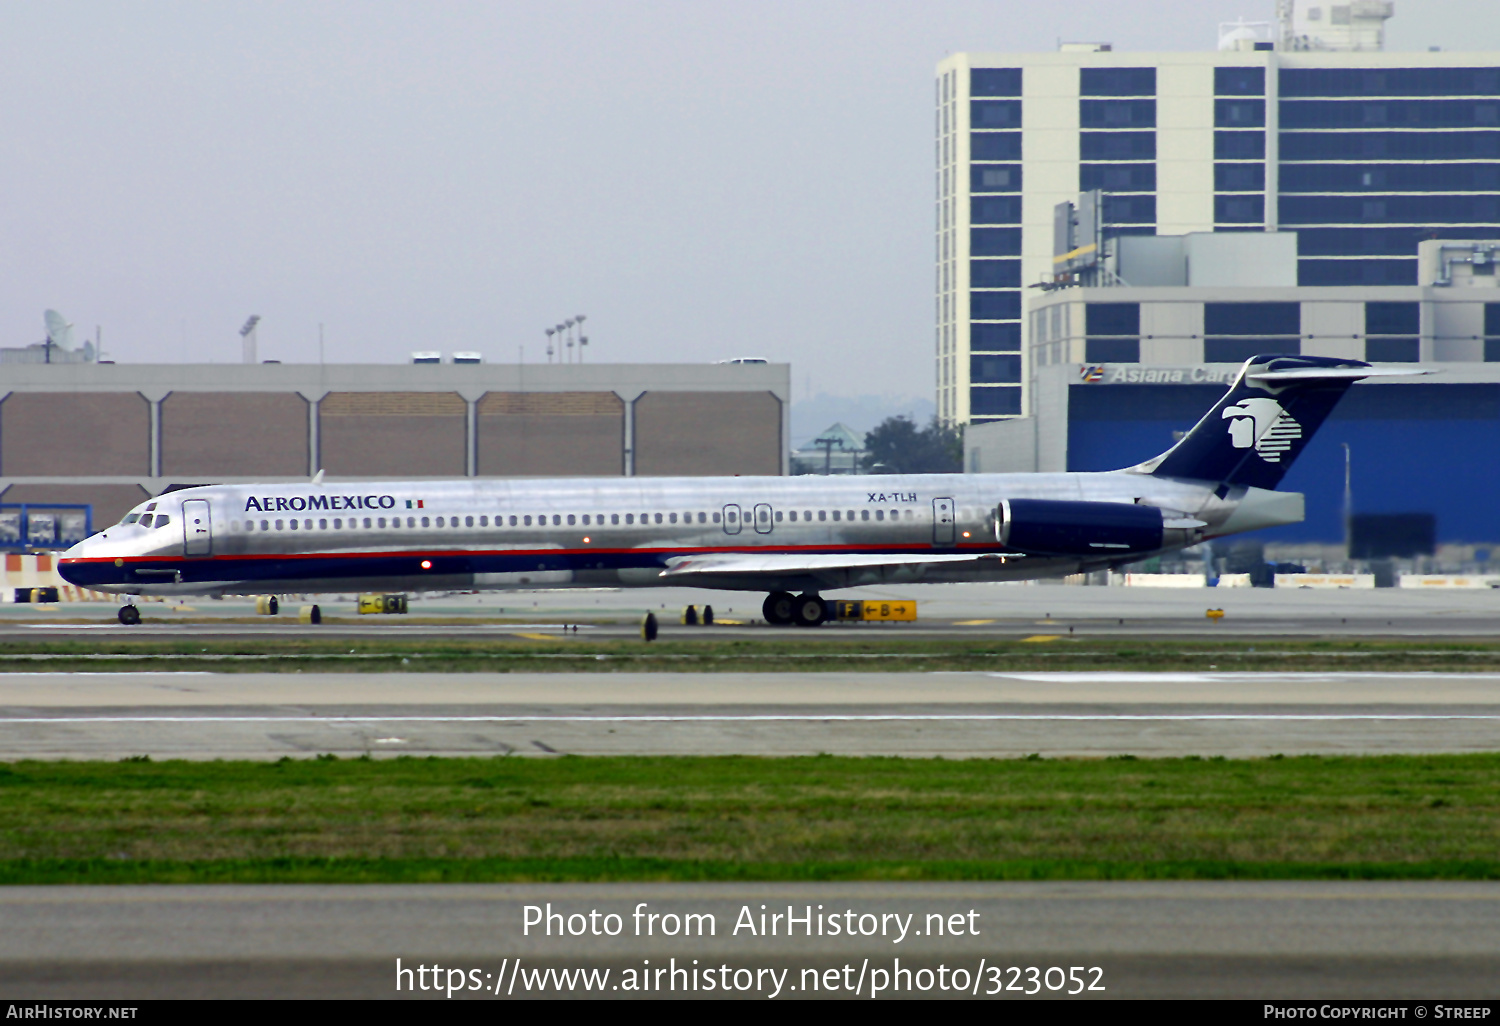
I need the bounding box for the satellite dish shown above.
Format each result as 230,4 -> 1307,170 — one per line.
43,310 -> 74,350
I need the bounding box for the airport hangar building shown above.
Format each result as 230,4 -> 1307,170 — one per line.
0,361 -> 789,529
966,235 -> 1500,560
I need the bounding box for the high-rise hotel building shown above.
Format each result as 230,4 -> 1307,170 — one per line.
936,3 -> 1500,424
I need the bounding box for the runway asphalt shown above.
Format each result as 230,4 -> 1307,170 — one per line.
5,670 -> 1500,759
4,581 -> 1499,638
4,882 -> 1500,998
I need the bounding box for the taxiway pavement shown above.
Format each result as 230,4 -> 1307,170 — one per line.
4,670 -> 1500,759
4,882 -> 1499,998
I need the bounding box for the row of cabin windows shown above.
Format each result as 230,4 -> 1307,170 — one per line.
240,509 -> 920,533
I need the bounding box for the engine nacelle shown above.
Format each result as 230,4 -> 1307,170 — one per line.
996,498 -> 1165,556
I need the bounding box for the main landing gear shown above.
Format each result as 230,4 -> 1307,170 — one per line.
117,604 -> 141,626
762,590 -> 828,628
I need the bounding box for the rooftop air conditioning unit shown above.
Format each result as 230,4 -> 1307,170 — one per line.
410,351 -> 442,364
451,351 -> 483,364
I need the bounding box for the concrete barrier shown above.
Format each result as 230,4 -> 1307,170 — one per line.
1274,573 -> 1376,589
1119,573 -> 1208,588
0,553 -> 108,602
1398,575 -> 1500,589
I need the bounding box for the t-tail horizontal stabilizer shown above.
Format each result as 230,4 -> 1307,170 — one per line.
1131,354 -> 1425,490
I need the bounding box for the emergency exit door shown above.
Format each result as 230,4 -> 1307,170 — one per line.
182,500 -> 212,556
932,497 -> 955,546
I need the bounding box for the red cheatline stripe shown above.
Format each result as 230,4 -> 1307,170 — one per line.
61,542 -> 995,565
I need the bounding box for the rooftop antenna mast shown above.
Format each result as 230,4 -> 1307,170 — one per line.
239,315 -> 261,364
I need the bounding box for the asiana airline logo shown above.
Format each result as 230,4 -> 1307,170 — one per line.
1221,398 -> 1302,463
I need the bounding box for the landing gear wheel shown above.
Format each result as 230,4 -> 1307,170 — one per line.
763,591 -> 795,626
117,605 -> 141,626
792,593 -> 828,628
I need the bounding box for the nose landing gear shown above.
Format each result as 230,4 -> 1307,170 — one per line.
117,604 -> 141,626
762,591 -> 829,627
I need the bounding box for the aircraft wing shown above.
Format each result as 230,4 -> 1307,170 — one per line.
659,551 -> 1020,580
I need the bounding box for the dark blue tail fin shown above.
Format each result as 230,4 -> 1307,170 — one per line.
1132,355 -> 1377,489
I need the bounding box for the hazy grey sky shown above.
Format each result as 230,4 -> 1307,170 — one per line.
1,1 -> 1493,397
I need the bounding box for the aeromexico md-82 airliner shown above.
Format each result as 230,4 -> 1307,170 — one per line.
58,355 -> 1413,626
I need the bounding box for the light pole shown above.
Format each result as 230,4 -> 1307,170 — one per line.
556,323 -> 568,364
575,315 -> 587,362
563,318 -> 576,363
1341,442 -> 1352,564
544,327 -> 555,363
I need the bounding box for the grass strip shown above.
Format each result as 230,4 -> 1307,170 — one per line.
4,754 -> 1500,884
3,636 -> 1500,672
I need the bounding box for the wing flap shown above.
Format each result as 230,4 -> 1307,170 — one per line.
659,551 -> 1018,579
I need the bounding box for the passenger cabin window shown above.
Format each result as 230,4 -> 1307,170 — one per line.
788,511 -> 797,521
832,511 -> 840,521
552,515 -> 561,526
290,520 -> 299,530
669,513 -> 677,524
362,518 -> 371,528
510,516 -> 518,526
319,519 -> 328,530
468,516 -> 476,527
775,511 -> 783,522
713,512 -> 721,523
421,517 -> 430,528
846,510 -> 855,521
612,514 -> 620,525
655,513 -> 663,524
261,520 -> 270,531
875,510 -> 884,521
567,515 -> 576,526
625,514 -> 634,525
333,519 -> 342,529
862,510 -> 871,521
276,520 -> 285,530
819,511 -> 827,521
804,510 -> 812,520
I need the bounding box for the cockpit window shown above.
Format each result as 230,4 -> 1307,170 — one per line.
138,514 -> 154,528
155,515 -> 171,528
121,514 -> 140,525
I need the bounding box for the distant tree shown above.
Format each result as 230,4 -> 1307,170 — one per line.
862,415 -> 963,474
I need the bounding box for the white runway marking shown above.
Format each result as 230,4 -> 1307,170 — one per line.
4,713 -> 1500,724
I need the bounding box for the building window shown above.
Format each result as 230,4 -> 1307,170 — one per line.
1205,338 -> 1301,362
1297,259 -> 1417,286
1280,194 -> 1500,224
1215,67 -> 1265,96
1366,301 -> 1420,336
1281,99 -> 1500,130
972,323 -> 1021,352
1214,99 -> 1265,127
970,259 -> 1020,288
1080,164 -> 1156,191
1103,194 -> 1156,224
1085,303 -> 1139,336
1214,195 -> 1265,223
1280,67 -> 1500,98
1214,131 -> 1264,160
1080,131 -> 1156,160
969,132 -> 1022,160
970,354 -> 1022,383
1204,302 -> 1300,336
1080,99 -> 1156,128
1280,131 -> 1500,161
970,227 -> 1021,255
1366,337 -> 1419,362
970,68 -> 1021,96
1080,67 -> 1156,96
970,386 -> 1022,417
970,292 -> 1021,320
1215,163 -> 1265,191
969,164 -> 1021,192
970,100 -> 1021,128
1085,338 -> 1140,362
971,196 -> 1022,224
